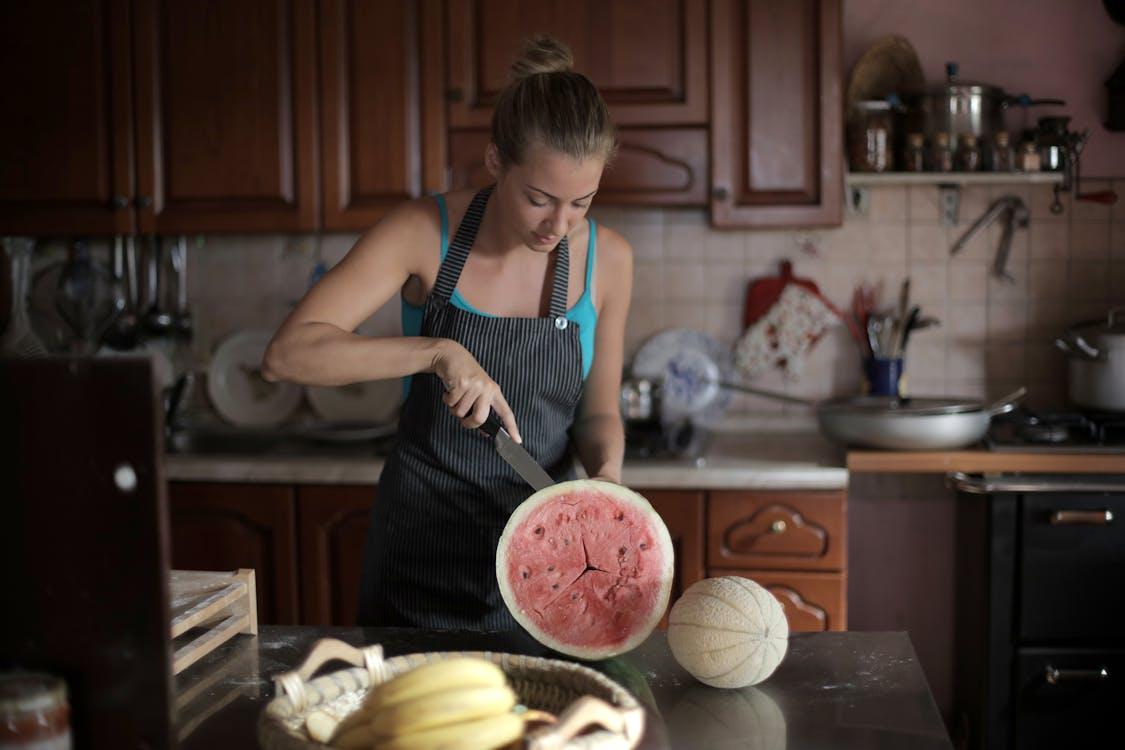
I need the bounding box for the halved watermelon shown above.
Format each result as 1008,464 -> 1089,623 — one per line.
496,480 -> 674,660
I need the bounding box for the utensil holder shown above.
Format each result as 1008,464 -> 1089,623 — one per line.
863,357 -> 904,397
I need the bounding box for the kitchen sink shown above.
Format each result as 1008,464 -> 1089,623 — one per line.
165,422 -> 396,458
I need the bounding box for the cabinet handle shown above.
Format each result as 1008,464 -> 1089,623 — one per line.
712,186 -> 729,201
135,196 -> 153,209
769,519 -> 787,534
1045,665 -> 1109,685
112,195 -> 130,209
1049,509 -> 1114,525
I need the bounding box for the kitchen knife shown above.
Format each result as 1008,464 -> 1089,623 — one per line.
480,411 -> 553,491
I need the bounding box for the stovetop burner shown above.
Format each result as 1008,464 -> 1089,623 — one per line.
988,407 -> 1125,453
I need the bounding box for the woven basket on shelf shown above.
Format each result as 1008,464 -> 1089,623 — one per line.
258,638 -> 644,750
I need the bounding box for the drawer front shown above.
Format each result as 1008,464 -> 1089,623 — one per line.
1018,494 -> 1125,640
1014,648 -> 1125,750
708,569 -> 847,632
708,491 -> 845,571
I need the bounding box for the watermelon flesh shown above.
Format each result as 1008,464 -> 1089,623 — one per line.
497,480 -> 674,660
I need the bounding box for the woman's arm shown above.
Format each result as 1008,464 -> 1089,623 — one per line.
261,197 -> 522,441
572,227 -> 633,482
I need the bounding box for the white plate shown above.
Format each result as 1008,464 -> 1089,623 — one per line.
306,378 -> 401,424
631,329 -> 732,424
207,330 -> 301,427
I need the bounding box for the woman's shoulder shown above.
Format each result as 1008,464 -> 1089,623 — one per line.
591,221 -> 632,272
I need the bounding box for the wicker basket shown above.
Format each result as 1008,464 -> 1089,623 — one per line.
258,638 -> 644,750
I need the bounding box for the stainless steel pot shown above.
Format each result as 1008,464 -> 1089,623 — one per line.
721,380 -> 1026,451
902,62 -> 1064,143
1054,308 -> 1125,413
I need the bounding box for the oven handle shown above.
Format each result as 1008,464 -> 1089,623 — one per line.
947,472 -> 1125,494
1049,509 -> 1114,525
1045,665 -> 1110,685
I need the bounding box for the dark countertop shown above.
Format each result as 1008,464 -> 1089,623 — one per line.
175,626 -> 951,749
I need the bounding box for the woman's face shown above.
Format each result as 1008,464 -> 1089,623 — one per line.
487,141 -> 605,253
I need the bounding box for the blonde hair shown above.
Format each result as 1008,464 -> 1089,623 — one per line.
491,35 -> 616,167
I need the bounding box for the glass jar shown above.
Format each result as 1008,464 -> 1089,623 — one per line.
955,133 -> 981,171
0,673 -> 72,750
1016,140 -> 1041,172
987,131 -> 1014,172
903,133 -> 926,171
847,100 -> 894,172
930,132 -> 954,172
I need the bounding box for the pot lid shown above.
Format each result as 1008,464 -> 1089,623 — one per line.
819,395 -> 984,416
908,61 -> 1006,98
1071,308 -> 1125,342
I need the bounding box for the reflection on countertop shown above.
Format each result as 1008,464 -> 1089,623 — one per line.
164,427 -> 848,490
175,626 -> 951,750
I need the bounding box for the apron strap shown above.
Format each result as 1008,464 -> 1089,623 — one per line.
432,185 -> 493,302
431,182 -> 571,321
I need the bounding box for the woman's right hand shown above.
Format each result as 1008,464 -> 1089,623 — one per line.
433,341 -> 522,443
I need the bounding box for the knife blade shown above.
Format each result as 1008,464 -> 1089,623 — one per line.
480,411 -> 553,491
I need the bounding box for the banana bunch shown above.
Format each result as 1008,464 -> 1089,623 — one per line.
305,657 -> 527,750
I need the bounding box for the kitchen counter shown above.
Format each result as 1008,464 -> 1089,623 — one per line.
847,449 -> 1125,474
164,432 -> 850,490
175,626 -> 951,749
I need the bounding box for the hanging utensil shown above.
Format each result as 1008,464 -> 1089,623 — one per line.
103,235 -> 143,350
143,236 -> 174,335
54,240 -> 125,353
169,235 -> 193,339
0,238 -> 50,358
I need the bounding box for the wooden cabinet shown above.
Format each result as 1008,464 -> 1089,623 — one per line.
645,490 -> 705,628
446,0 -> 708,127
709,0 -> 843,227
319,0 -> 446,230
296,485 -> 373,627
168,482 -> 300,625
0,1 -> 136,235
132,0 -> 319,233
705,490 -> 847,631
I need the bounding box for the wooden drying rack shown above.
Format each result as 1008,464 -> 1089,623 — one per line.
170,569 -> 258,674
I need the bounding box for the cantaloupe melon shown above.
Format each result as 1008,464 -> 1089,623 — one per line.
495,480 -> 675,660
666,576 -> 788,688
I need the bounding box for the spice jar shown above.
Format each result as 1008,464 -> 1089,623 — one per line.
955,133 -> 981,171
930,132 -> 954,172
847,100 -> 894,172
1016,140 -> 1041,172
0,672 -> 72,749
903,133 -> 926,172
987,131 -> 1014,172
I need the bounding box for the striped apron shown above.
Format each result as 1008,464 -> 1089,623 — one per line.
357,185 -> 584,629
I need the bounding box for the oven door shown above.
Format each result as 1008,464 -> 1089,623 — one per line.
1019,493 -> 1125,640
1014,648 -> 1124,750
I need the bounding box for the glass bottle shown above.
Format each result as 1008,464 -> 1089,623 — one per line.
988,131 -> 1014,172
903,133 -> 926,172
930,132 -> 954,172
0,672 -> 72,749
1016,140 -> 1041,172
955,133 -> 981,171
847,101 -> 894,172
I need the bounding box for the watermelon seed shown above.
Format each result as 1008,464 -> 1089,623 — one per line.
547,565 -> 555,572
534,526 -> 544,536
619,546 -> 627,555
614,511 -> 624,521
639,543 -> 648,550
551,583 -> 559,590
520,568 -> 530,579
571,592 -> 579,600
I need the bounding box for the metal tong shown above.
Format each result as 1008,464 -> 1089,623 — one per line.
950,195 -> 1028,283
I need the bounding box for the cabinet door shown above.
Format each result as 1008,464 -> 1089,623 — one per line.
446,0 -> 707,127
320,0 -> 446,230
168,482 -> 299,625
448,128 -> 708,206
297,485 -> 374,627
132,0 -> 318,233
708,490 -> 846,572
709,0 -> 842,227
0,0 -> 135,235
708,569 -> 847,632
644,490 -> 705,629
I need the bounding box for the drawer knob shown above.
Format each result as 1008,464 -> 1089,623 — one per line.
1045,665 -> 1109,685
1049,509 -> 1113,525
769,519 -> 788,534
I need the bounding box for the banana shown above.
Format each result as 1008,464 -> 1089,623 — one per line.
371,685 -> 517,738
331,722 -> 377,749
375,711 -> 525,750
366,658 -> 508,712
305,710 -> 340,743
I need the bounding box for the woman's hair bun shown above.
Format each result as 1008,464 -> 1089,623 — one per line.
509,34 -> 574,81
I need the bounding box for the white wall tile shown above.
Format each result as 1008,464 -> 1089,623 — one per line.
1029,222 -> 1069,259
702,262 -> 747,306
947,303 -> 988,343
619,224 -> 664,260
987,301 -> 1028,342
947,343 -> 988,380
1071,180 -> 1115,222
985,343 -> 1026,380
949,260 -> 989,303
870,224 -> 907,262
1068,260 -> 1110,302
1070,221 -> 1110,259
1029,184 -> 1069,221
868,186 -> 907,223
662,301 -> 706,331
632,260 -> 664,302
663,261 -> 705,301
703,230 -> 745,262
1028,259 -> 1069,300
1109,221 -> 1125,260
1110,262 -> 1125,302
909,222 -> 948,261
909,186 -> 940,221
910,260 -> 948,303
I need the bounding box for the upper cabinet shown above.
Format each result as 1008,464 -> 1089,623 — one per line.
0,1 -> 136,235
445,0 -> 708,128
710,0 -> 843,227
319,0 -> 446,230
132,0 -> 319,233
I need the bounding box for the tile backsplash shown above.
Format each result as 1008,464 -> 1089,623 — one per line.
170,180 -> 1124,416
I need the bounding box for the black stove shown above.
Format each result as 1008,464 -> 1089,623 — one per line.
987,407 -> 1125,453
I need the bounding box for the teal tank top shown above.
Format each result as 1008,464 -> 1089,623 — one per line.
402,194 -> 598,392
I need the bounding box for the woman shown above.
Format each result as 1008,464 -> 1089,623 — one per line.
262,36 -> 633,629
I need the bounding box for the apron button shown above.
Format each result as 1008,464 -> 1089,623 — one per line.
555,316 -> 568,330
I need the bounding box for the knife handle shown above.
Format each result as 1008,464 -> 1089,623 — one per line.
478,409 -> 503,438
